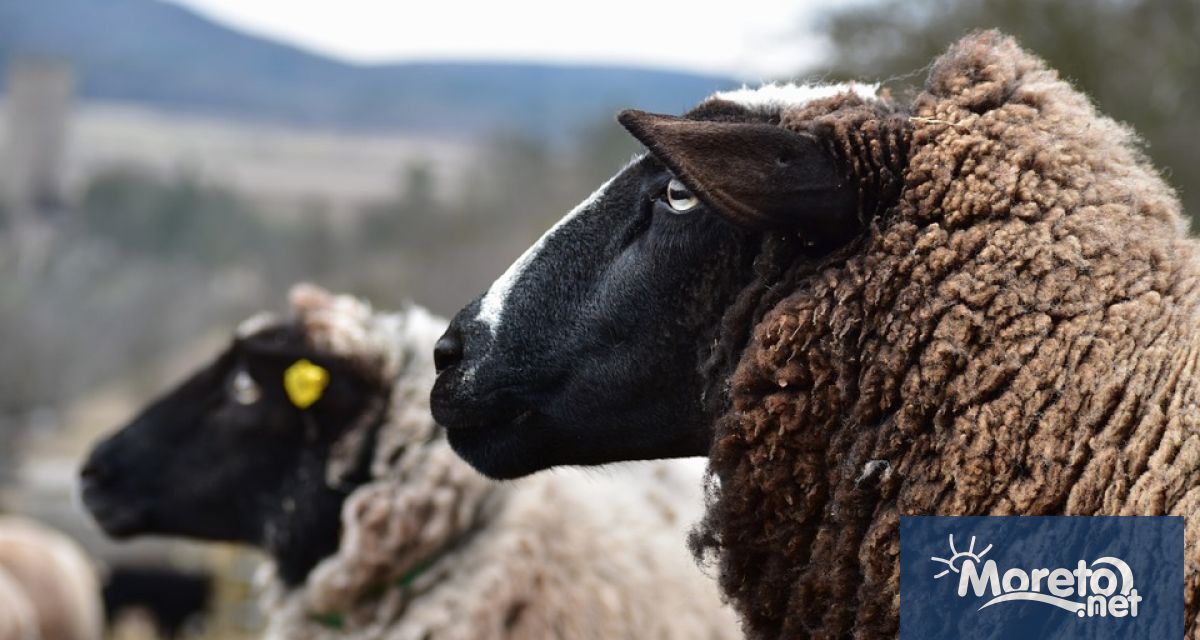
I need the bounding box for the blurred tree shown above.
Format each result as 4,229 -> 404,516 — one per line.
399,161 -> 437,215
817,0 -> 1200,221
571,117 -> 642,190
291,198 -> 339,282
0,167 -> 301,437
359,159 -> 444,251
479,131 -> 559,221
78,167 -> 267,262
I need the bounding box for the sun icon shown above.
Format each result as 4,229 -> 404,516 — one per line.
930,534 -> 992,579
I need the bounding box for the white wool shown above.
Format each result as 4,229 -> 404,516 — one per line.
0,517 -> 104,640
256,285 -> 740,639
713,81 -> 880,114
0,568 -> 37,640
235,311 -> 281,339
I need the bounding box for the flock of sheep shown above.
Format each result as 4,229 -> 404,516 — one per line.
1,30 -> 1196,639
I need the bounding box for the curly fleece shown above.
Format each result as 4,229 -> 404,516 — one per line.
696,31 -> 1200,638
0,516 -> 104,640
0,567 -> 37,640
263,285 -> 740,640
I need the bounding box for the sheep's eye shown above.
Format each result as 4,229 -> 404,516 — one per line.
665,178 -> 699,213
230,369 -> 261,405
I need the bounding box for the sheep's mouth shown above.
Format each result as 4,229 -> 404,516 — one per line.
431,377 -> 543,432
438,402 -> 537,440
444,408 -> 534,432
431,371 -> 564,478
443,409 -> 552,480
82,490 -> 150,539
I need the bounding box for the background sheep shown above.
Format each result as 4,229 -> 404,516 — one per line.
0,516 -> 104,640
430,31 -> 1196,638
82,284 -> 739,639
101,565 -> 213,639
0,568 -> 38,640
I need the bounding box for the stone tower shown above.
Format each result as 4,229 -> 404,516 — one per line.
1,58 -> 75,225
1,59 -> 74,276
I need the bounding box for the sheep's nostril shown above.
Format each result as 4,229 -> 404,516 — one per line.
433,329 -> 465,374
79,458 -> 113,489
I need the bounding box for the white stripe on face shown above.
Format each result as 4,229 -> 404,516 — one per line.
476,154 -> 644,334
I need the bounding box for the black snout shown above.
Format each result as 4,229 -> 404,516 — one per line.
80,436 -> 151,538
80,439 -> 118,492
431,315 -> 527,429
433,326 -> 464,373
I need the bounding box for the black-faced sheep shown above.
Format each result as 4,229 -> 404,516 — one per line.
0,516 -> 105,640
431,30 -> 1199,637
81,284 -> 739,639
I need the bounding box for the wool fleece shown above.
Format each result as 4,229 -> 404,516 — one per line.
694,31 -> 1200,638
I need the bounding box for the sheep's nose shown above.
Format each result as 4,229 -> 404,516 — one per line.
434,327 -> 464,373
80,436 -> 124,489
79,456 -> 114,490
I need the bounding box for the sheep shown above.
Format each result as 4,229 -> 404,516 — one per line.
0,516 -> 105,640
0,568 -> 38,640
430,30 -> 1198,638
102,565 -> 213,639
81,284 -> 740,639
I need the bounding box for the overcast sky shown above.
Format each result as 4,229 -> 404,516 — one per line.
165,0 -> 848,80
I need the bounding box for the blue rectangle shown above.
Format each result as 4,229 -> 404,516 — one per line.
900,516 -> 1182,639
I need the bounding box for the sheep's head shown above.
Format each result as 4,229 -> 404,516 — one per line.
431,82 -> 908,479
81,285 -> 397,586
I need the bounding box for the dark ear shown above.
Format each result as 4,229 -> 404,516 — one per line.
617,109 -> 858,236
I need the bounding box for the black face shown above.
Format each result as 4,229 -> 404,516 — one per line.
431,154 -> 762,479
80,325 -> 382,585
431,96 -> 873,479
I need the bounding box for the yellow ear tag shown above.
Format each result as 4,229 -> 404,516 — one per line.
284,359 -> 329,410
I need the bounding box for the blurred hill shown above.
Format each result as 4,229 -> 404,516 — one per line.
0,0 -> 735,138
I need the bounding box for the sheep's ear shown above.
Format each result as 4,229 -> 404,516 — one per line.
617,109 -> 857,234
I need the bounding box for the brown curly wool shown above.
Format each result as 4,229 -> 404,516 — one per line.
697,31 -> 1200,638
